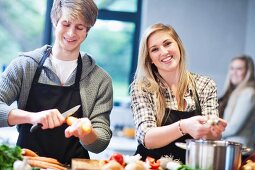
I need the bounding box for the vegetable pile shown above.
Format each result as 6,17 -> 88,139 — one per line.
99,152 -> 194,170
0,144 -> 22,170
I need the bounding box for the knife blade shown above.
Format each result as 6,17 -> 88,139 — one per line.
30,105 -> 81,133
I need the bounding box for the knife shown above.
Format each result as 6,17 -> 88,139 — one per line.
30,105 -> 81,133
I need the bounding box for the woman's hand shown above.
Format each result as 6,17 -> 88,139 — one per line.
31,109 -> 65,129
182,116 -> 227,140
181,116 -> 211,139
206,117 -> 227,140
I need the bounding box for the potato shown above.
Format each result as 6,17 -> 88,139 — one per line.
101,160 -> 124,170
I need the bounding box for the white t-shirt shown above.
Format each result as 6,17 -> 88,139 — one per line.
50,56 -> 78,84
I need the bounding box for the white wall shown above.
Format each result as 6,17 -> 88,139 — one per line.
245,0 -> 255,56
141,0 -> 255,95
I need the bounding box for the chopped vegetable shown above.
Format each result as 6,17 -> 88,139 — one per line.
0,144 -> 23,170
124,154 -> 142,164
166,161 -> 182,170
109,153 -> 125,166
177,164 -> 194,170
13,159 -> 32,170
145,156 -> 160,169
206,115 -> 220,125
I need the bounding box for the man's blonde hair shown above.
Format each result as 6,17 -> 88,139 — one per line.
50,0 -> 98,30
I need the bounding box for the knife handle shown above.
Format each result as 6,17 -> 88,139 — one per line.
30,123 -> 43,133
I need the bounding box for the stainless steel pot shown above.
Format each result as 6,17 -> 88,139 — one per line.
176,139 -> 249,170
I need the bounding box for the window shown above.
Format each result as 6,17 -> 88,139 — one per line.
81,20 -> 135,100
0,0 -> 142,103
0,0 -> 45,69
94,0 -> 142,102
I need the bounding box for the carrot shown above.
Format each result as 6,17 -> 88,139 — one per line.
66,116 -> 78,126
26,159 -> 67,170
21,148 -> 39,157
66,116 -> 92,133
24,156 -> 62,165
81,122 -> 92,133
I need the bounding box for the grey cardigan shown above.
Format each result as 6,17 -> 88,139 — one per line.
0,45 -> 113,153
222,87 -> 255,152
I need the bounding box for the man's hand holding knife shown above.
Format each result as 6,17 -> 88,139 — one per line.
30,105 -> 81,133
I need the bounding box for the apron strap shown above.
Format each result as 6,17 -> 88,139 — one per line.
32,49 -> 82,89
33,49 -> 51,84
74,54 -> 82,90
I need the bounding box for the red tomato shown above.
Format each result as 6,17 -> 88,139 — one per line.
145,156 -> 160,169
109,153 -> 124,166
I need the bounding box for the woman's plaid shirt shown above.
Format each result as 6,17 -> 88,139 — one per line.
130,73 -> 219,145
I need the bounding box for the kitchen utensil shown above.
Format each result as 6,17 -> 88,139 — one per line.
176,139 -> 249,170
30,105 -> 81,133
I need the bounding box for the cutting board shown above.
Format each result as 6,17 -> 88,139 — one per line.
72,158 -> 102,170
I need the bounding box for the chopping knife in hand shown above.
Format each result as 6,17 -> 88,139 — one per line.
30,105 -> 81,133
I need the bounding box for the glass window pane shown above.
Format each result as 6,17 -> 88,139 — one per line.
0,1 -> 45,68
95,0 -> 138,12
81,20 -> 135,101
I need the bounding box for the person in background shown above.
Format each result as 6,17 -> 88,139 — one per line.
0,0 -> 113,164
219,55 -> 255,159
130,23 -> 227,163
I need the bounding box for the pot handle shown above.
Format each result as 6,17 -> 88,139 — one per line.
175,142 -> 187,150
242,146 -> 252,154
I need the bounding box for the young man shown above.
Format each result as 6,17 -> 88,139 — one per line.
0,0 -> 113,164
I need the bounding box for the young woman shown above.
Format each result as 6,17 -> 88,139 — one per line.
130,23 -> 227,163
219,55 -> 255,158
0,0 -> 113,164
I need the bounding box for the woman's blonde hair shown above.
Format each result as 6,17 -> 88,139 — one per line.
132,23 -> 194,125
50,0 -> 98,30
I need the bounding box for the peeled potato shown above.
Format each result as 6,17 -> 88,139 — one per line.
101,160 -> 124,170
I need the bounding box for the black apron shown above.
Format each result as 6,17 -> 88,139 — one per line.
135,91 -> 201,163
16,49 -> 89,164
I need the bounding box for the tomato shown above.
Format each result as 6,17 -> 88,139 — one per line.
109,153 -> 125,166
145,156 -> 160,169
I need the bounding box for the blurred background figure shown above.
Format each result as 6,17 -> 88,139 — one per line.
219,55 -> 255,160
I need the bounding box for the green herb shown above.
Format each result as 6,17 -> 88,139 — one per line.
0,144 -> 23,170
178,164 -> 198,170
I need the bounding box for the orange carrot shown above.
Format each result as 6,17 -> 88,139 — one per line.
26,159 -> 67,170
66,116 -> 78,126
66,116 -> 92,133
81,121 -> 92,133
24,156 -> 62,165
21,148 -> 39,157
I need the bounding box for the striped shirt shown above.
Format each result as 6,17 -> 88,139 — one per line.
130,73 -> 219,145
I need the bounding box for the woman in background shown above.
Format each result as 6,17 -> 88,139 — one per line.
130,23 -> 226,163
219,55 -> 255,159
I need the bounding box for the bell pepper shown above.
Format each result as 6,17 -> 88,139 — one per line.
145,156 -> 160,169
